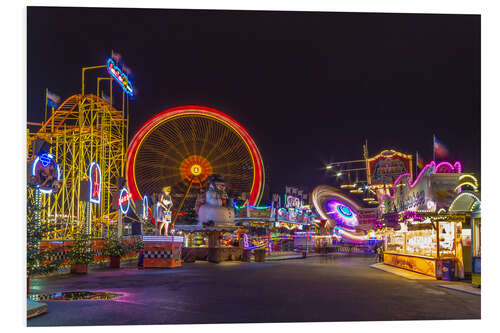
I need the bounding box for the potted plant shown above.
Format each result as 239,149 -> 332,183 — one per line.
67,225 -> 93,274
103,233 -> 126,268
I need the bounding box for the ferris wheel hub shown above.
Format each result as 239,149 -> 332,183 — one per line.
179,155 -> 212,184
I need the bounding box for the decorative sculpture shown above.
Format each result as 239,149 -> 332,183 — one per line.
155,186 -> 173,235
197,175 -> 235,225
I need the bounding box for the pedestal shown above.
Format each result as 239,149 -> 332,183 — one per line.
208,248 -> 222,263
142,236 -> 184,268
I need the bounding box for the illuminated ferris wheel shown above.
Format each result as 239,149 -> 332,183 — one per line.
125,105 -> 265,219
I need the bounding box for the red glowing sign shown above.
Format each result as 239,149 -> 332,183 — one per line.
89,162 -> 102,204
118,188 -> 131,214
118,191 -> 132,206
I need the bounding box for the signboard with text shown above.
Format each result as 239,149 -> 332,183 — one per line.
367,150 -> 412,185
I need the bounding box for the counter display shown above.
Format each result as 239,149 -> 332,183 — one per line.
384,217 -> 463,278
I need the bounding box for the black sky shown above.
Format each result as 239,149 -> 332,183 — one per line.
27,7 -> 480,197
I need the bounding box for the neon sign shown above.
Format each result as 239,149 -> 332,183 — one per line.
89,162 -> 102,204
118,188 -> 131,214
107,58 -> 134,96
31,153 -> 61,194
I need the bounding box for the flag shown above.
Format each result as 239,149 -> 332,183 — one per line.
46,90 -> 60,108
111,50 -> 121,63
417,154 -> 424,169
434,136 -> 449,158
122,64 -> 132,75
102,93 -> 110,104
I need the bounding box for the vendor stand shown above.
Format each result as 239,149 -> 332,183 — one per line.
383,213 -> 465,279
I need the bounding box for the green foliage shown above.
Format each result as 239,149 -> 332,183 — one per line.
129,235 -> 144,252
102,232 -> 126,257
67,225 -> 94,265
27,187 -> 63,276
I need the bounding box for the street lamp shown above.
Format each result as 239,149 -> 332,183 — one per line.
326,164 -> 333,170
336,172 -> 342,177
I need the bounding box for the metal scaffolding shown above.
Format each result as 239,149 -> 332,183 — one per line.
27,66 -> 129,240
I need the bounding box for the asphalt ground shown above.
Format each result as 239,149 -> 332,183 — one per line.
27,254 -> 480,326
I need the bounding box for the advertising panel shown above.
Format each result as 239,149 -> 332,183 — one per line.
367,150 -> 412,185
382,167 -> 433,214
430,174 -> 460,209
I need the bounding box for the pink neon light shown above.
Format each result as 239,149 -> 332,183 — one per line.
380,160 -> 462,203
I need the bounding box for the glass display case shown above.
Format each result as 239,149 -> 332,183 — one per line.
383,218 -> 461,278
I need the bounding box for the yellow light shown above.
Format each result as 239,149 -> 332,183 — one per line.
454,182 -> 478,192
190,164 -> 202,176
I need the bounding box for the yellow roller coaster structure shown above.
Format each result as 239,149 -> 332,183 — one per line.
27,65 -> 129,240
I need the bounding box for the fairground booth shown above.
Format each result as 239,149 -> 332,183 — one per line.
380,160 -> 480,281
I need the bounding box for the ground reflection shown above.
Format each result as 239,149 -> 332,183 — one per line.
28,291 -> 123,301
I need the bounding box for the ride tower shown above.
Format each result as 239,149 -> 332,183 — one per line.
27,61 -> 131,240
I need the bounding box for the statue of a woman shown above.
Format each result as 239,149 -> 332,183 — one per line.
156,186 -> 173,235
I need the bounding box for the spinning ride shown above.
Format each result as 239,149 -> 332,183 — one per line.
126,105 -> 265,223
312,185 -> 368,241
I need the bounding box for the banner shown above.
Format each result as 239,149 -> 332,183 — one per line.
367,150 -> 412,185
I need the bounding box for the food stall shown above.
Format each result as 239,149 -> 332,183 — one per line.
380,160 -> 472,279
384,213 -> 465,278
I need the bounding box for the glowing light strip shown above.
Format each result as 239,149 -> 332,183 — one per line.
459,174 -> 478,187
381,160 -> 463,204
435,161 -> 462,173
125,106 -> 264,205
32,156 -> 40,176
449,192 -> 481,212
454,182 -> 478,192
89,162 -> 102,204
143,195 -> 149,219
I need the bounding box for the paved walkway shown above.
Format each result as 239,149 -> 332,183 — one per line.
370,263 -> 435,280
439,283 -> 481,296
28,255 -> 480,326
370,263 -> 481,296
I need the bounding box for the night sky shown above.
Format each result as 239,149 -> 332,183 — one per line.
27,7 -> 480,198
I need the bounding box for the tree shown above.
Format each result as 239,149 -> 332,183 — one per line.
67,225 -> 94,265
102,232 -> 127,257
27,187 -> 63,276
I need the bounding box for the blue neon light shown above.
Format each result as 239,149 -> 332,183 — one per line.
143,195 -> 148,219
107,58 -> 134,96
337,204 -> 353,218
32,154 -> 61,195
39,153 -> 53,167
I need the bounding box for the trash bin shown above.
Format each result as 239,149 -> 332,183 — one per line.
441,260 -> 455,281
254,249 -> 266,262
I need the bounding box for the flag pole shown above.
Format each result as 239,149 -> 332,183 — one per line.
44,88 -> 48,124
433,134 -> 436,162
416,151 -> 418,175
